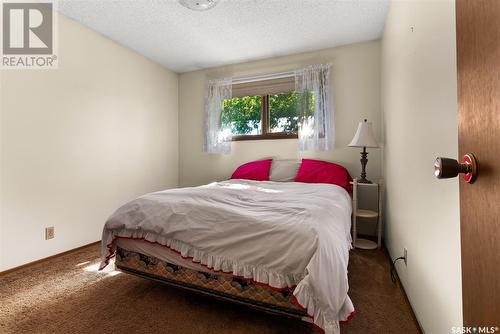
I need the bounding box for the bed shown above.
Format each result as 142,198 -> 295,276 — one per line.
100,167 -> 355,334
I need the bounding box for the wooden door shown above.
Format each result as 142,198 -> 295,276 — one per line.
456,0 -> 500,326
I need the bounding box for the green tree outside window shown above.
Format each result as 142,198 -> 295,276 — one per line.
221,91 -> 315,138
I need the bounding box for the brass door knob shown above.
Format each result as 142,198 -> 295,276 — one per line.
434,153 -> 478,184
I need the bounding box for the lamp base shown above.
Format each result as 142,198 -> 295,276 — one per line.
358,147 -> 371,184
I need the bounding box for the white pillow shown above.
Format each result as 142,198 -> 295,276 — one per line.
269,159 -> 301,182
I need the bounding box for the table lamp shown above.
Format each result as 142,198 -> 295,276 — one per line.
348,119 -> 379,183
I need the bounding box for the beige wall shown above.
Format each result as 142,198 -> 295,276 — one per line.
381,1 -> 462,332
0,14 -> 179,271
179,41 -> 382,190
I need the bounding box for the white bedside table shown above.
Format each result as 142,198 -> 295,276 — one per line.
351,178 -> 384,250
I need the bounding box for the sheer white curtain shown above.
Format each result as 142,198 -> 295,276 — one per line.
204,78 -> 232,154
295,64 -> 334,151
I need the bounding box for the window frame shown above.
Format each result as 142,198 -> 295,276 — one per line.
229,94 -> 300,141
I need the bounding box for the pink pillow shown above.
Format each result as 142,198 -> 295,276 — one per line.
295,159 -> 352,192
231,159 -> 273,181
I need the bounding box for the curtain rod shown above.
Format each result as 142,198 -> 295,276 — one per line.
226,64 -> 330,85
232,71 -> 296,85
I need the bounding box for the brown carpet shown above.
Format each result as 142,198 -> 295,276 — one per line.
0,243 -> 420,334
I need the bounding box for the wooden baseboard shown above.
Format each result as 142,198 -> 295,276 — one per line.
0,240 -> 100,276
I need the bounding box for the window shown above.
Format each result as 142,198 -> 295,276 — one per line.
222,96 -> 263,136
269,92 -> 301,134
205,65 -> 332,154
220,77 -> 306,141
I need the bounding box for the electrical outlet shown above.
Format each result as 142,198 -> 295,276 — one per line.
404,248 -> 408,266
45,227 -> 55,240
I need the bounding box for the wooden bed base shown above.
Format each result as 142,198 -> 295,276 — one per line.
114,247 -> 309,321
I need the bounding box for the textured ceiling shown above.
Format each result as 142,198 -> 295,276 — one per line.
58,0 -> 390,73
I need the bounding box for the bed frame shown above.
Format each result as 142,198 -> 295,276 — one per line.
114,246 -> 310,321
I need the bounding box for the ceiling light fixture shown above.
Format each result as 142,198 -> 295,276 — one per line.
179,0 -> 218,11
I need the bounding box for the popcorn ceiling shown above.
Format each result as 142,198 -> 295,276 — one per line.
58,0 -> 389,73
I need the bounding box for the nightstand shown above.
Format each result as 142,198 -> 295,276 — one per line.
351,178 -> 384,249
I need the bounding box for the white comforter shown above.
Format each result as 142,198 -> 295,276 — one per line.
100,180 -> 354,333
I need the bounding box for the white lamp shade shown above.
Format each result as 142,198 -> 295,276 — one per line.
348,120 -> 379,148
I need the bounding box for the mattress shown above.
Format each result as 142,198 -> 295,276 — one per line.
116,238 -> 221,274
115,245 -> 306,317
